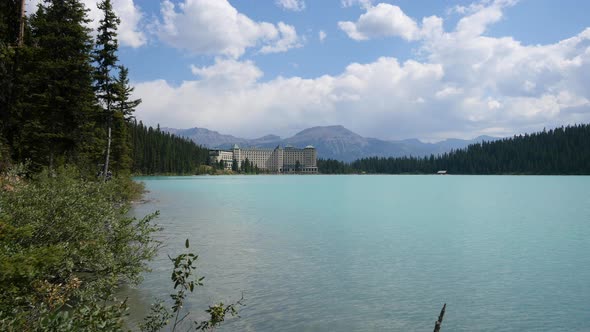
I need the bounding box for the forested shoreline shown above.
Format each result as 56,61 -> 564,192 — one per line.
0,1 -> 239,330
130,122 -> 209,175
318,124 -> 590,175
0,0 -> 208,176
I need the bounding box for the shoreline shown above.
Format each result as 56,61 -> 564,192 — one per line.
133,173 -> 590,177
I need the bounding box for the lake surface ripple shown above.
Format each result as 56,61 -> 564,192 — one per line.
123,175 -> 590,331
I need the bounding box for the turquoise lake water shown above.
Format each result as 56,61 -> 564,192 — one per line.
124,175 -> 590,331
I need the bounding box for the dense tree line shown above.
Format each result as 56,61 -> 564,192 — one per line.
130,121 -> 209,175
317,158 -> 355,174
1,0 -> 207,177
319,124 -> 590,175
2,0 -> 104,173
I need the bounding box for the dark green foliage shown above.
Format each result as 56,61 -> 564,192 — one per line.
0,1 -> 21,144
0,166 -> 160,330
94,0 -> 121,178
3,0 -> 103,172
237,158 -> 261,174
113,66 -> 141,120
93,0 -> 119,107
241,158 -> 255,174
0,0 -> 138,176
110,66 -> 141,173
316,158 -> 355,174
131,121 -> 209,175
0,1 -> 21,46
110,111 -> 132,173
0,0 -> 198,177
32,299 -> 129,332
318,124 -> 590,175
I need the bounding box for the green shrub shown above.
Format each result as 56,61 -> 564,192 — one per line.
0,166 -> 160,330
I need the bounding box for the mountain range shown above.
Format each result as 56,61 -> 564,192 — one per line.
162,125 -> 500,162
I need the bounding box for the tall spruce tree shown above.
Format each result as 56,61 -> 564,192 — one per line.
113,66 -> 141,120
111,65 -> 141,172
18,0 -> 99,171
94,0 -> 120,178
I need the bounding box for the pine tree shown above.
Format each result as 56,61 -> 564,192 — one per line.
111,65 -> 141,173
94,0 -> 120,179
113,66 -> 141,119
17,0 -> 99,171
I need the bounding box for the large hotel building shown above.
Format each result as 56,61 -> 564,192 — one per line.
209,144 -> 318,173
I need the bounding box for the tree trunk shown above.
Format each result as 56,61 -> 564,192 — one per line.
18,0 -> 26,47
104,124 -> 111,181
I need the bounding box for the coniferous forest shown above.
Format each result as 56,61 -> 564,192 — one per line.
318,124 -> 590,175
130,121 -> 209,175
0,0 -> 208,176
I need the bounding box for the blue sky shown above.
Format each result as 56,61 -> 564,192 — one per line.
119,0 -> 590,82
28,0 -> 590,140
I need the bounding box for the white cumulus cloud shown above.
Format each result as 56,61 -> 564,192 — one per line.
113,0 -> 145,47
190,58 -> 263,87
134,0 -> 590,141
259,22 -> 303,54
27,0 -> 146,48
338,3 -> 420,41
338,0 -> 517,42
155,0 -> 302,58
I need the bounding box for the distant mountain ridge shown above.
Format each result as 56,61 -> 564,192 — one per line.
162,125 -> 500,162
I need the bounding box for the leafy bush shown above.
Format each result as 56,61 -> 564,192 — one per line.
0,165 -> 242,331
0,166 -> 160,330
